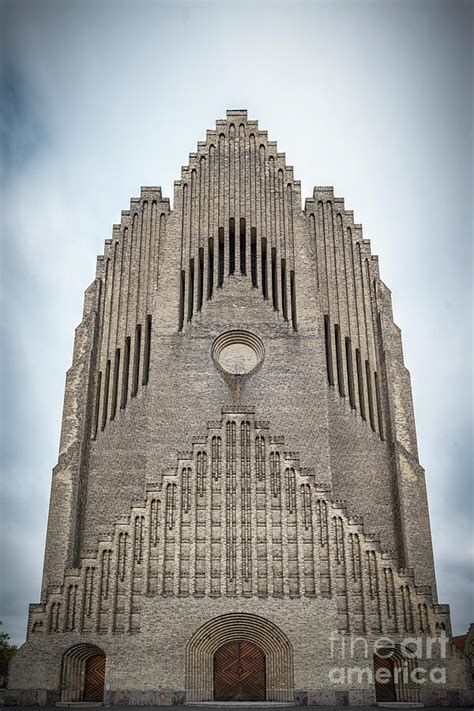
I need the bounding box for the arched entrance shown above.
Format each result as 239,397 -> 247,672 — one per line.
186,612 -> 293,702
214,640 -> 266,701
373,647 -> 419,703
60,644 -> 106,702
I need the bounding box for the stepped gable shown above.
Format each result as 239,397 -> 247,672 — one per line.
174,110 -> 301,328
28,409 -> 450,639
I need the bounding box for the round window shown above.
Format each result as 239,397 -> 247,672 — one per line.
212,330 -> 264,376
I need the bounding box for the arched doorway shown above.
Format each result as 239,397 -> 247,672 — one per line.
186,612 -> 293,702
373,647 -> 419,703
60,644 -> 106,702
214,640 -> 266,701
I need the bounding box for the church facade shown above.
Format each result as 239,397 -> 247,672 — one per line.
8,110 -> 472,706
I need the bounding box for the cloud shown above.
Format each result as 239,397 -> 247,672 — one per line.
1,0 -> 472,644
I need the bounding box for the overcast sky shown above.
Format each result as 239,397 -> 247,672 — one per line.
1,0 -> 472,646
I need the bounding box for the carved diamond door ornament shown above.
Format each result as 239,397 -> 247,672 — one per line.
214,640 -> 266,701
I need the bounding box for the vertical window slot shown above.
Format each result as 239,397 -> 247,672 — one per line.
240,218 -> 246,274
366,360 -> 376,431
93,371 -> 102,439
101,360 -> 111,430
121,337 -> 131,408
187,258 -> 194,322
142,315 -> 152,386
111,348 -> 120,419
356,349 -> 366,420
290,270 -> 297,330
197,248 -> 204,311
374,372 -> 385,440
207,237 -> 214,299
334,324 -> 345,397
324,315 -> 334,385
271,247 -> 278,310
281,258 -> 288,320
251,228 -> 257,287
229,218 -> 235,275
132,324 -> 141,397
218,227 -> 224,287
261,237 -> 268,299
178,270 -> 185,331
345,337 -> 356,409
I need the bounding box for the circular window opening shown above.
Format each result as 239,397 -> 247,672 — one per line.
212,330 -> 264,376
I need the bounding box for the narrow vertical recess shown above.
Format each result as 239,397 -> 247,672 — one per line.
324,315 -> 334,385
345,337 -> 356,409
229,218 -> 235,275
281,258 -> 288,320
261,238 -> 268,298
240,218 -> 246,274
178,270 -> 185,331
290,270 -> 297,330
101,360 -> 111,430
365,360 -> 376,431
207,237 -> 214,298
197,248 -> 204,311
93,371 -> 102,439
271,247 -> 278,310
142,315 -> 152,386
251,228 -> 257,287
334,324 -> 345,396
187,258 -> 195,322
374,372 -> 385,440
355,349 -> 366,420
121,337 -> 131,408
110,348 -> 120,420
218,227 -> 224,287
132,324 -> 141,397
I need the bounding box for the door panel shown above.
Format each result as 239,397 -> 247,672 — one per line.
84,654 -> 105,702
374,654 -> 396,701
214,640 -> 265,701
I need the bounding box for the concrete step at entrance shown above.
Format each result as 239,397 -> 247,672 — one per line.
188,704 -> 295,708
56,703 -> 104,708
377,703 -> 424,708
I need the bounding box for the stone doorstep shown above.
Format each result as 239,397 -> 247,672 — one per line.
56,704 -> 104,708
377,704 -> 424,708
187,704 -> 295,708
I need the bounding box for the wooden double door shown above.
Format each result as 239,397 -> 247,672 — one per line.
214,640 -> 266,701
84,654 -> 106,702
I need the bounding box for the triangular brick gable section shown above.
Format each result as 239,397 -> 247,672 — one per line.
29,408 -> 450,639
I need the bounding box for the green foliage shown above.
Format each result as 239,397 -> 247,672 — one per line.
0,622 -> 17,682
